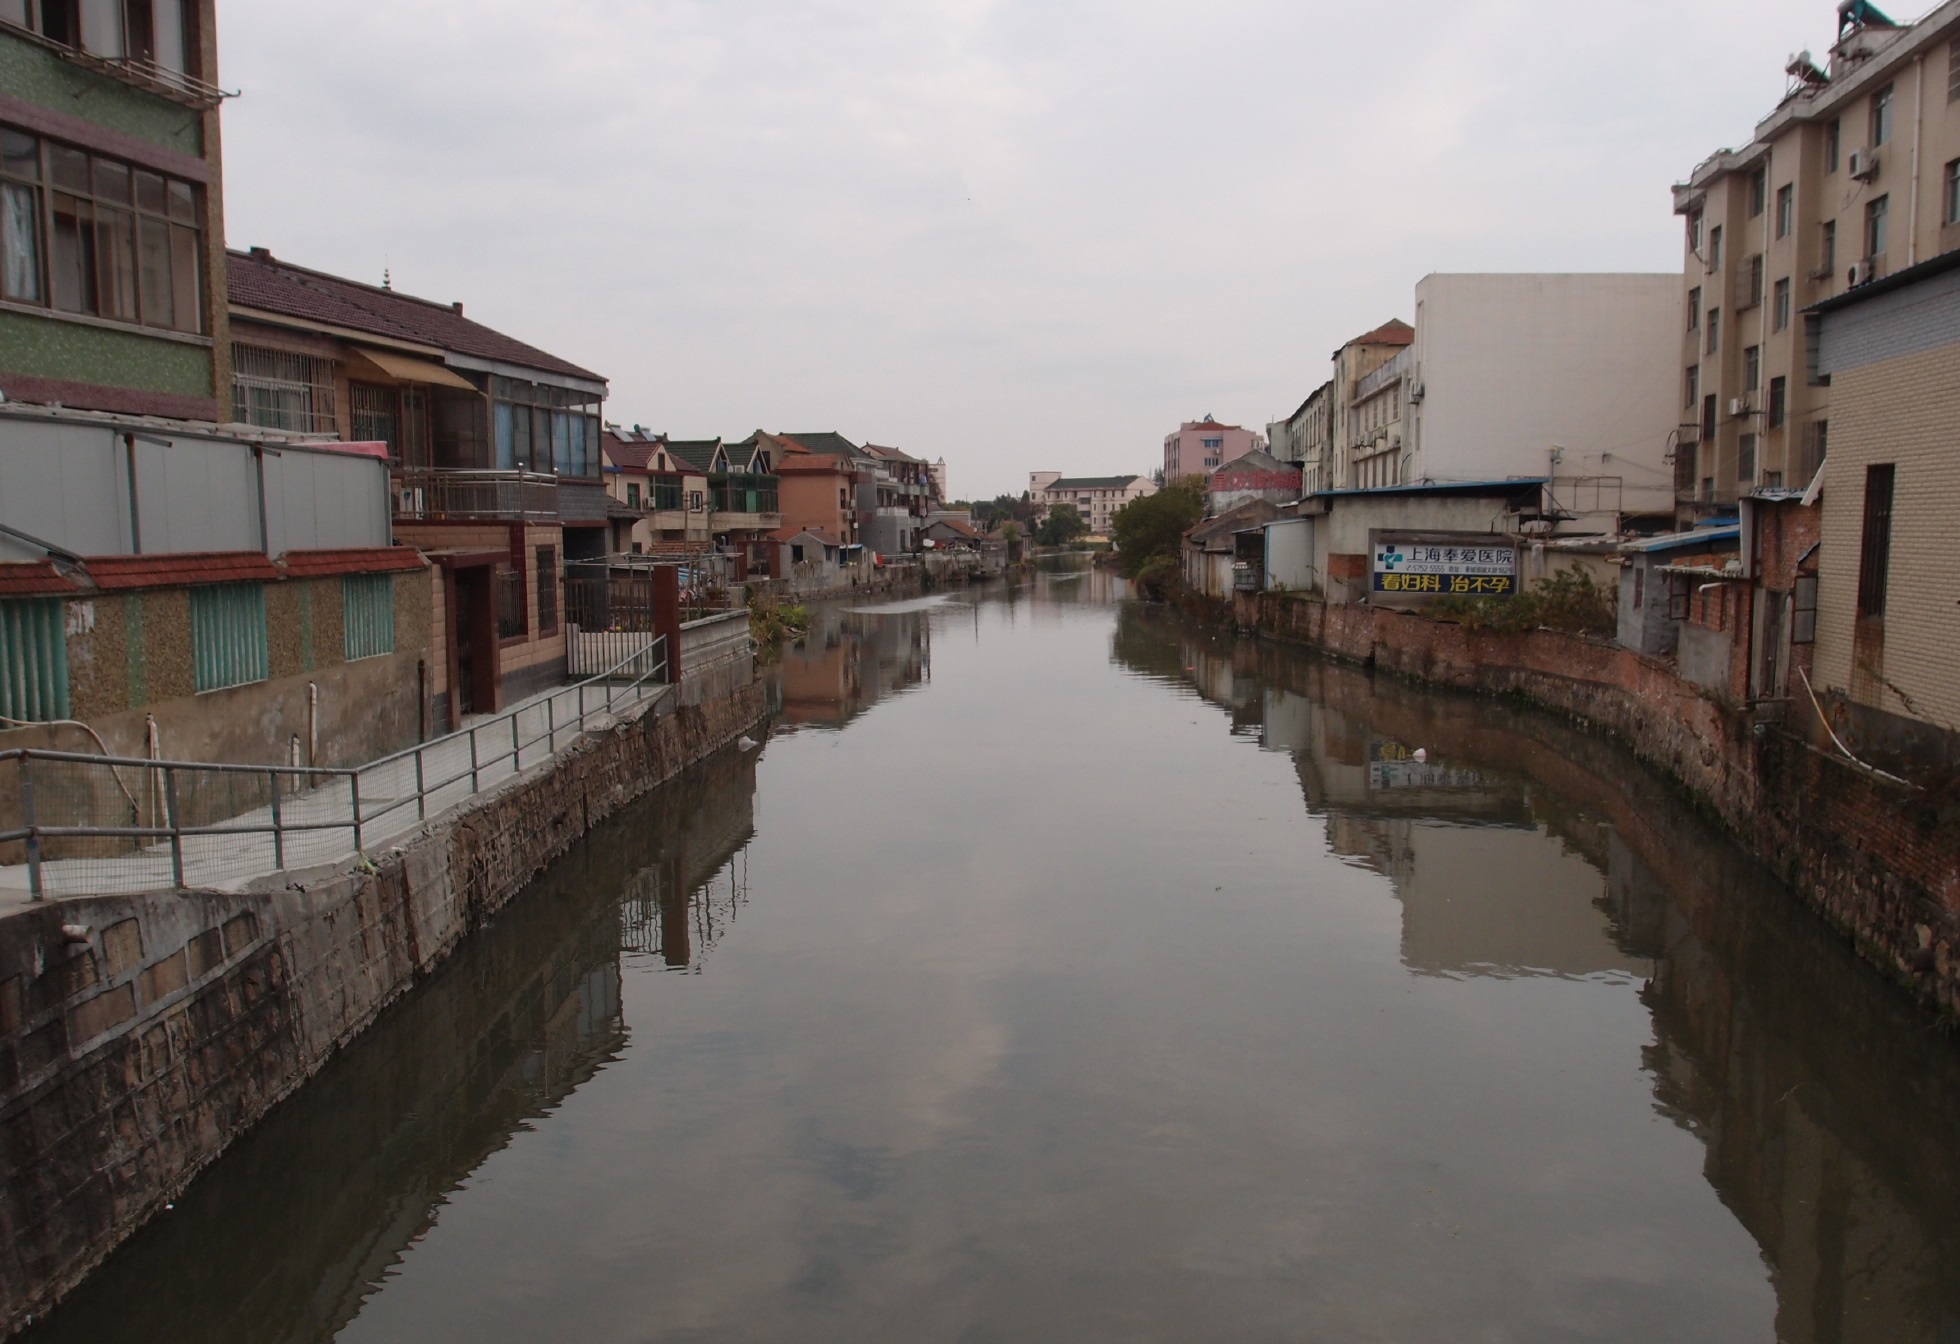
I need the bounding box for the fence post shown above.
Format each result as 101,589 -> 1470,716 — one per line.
350,773 -> 364,856
546,696 -> 555,755
511,712 -> 521,772
268,770 -> 285,870
20,756 -> 43,902
415,747 -> 427,821
469,726 -> 480,792
164,766 -> 184,889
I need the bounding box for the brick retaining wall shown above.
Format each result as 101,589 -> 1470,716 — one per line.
0,681 -> 767,1338
1242,590 -> 1960,1022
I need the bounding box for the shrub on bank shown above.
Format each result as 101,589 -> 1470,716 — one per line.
1427,568 -> 1617,637
748,591 -> 810,656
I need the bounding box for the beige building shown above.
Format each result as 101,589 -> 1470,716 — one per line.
1268,381 -> 1333,485
1807,249 -> 1960,769
1327,320 -> 1414,493
1672,0 -> 1960,519
1028,473 -> 1157,536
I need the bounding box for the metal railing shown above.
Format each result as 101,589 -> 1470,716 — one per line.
0,640 -> 669,901
393,469 -> 560,522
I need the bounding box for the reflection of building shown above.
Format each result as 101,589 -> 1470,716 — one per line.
767,603 -> 930,731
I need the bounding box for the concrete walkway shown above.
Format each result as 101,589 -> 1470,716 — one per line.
0,676 -> 673,909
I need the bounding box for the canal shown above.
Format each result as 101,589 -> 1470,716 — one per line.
24,563 -> 1960,1342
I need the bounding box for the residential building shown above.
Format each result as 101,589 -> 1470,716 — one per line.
1671,0 -> 1960,520
1327,321 -> 1414,492
774,444 -> 863,552
1269,381 -> 1333,489
766,525 -> 848,593
783,432 -> 926,557
1028,474 -> 1157,536
1404,274 -> 1680,524
0,1 -> 230,421
1807,246 -> 1960,776
602,427 -> 704,552
1163,417 -> 1262,482
1346,347 -> 1412,490
1208,449 -> 1302,514
224,248 -> 608,719
930,457 -> 948,500
1615,524 -> 1744,658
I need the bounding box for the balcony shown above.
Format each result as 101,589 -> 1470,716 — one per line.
393,470 -> 559,523
708,474 -> 781,532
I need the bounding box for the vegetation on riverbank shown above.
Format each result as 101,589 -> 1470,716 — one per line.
1428,568 -> 1616,636
1110,476 -> 1206,599
747,591 -> 810,658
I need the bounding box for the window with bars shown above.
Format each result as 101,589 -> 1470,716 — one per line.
190,583 -> 268,693
1792,575 -> 1819,643
1768,376 -> 1787,429
0,598 -> 70,722
496,565 -> 526,641
1856,464 -> 1895,620
535,547 -> 558,635
350,383 -> 398,455
1776,184 -> 1793,239
0,125 -> 203,331
232,344 -> 339,433
1774,277 -> 1791,332
0,2 -> 199,79
342,574 -> 395,661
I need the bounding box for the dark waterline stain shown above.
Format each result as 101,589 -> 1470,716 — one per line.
24,562 -> 1960,1344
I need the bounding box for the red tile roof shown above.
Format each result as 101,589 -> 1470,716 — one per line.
928,518 -> 981,539
1347,318 -> 1415,348
0,562 -> 82,597
83,552 -> 283,591
279,548 -> 428,578
603,433 -> 664,472
228,249 -> 604,383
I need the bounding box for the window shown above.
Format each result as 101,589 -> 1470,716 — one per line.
350,383 -> 397,454
1688,209 -> 1705,255
0,597 -> 70,721
1687,286 -> 1701,329
1799,419 -> 1829,482
1744,344 -> 1760,391
535,547 -> 558,635
1856,463 -> 1896,619
342,574 -> 395,661
0,126 -> 202,331
1947,158 -> 1960,225
1776,184 -> 1794,238
233,345 -> 338,433
1865,194 -> 1889,259
1738,434 -> 1756,483
625,482 -> 640,509
1791,574 -> 1819,643
492,376 -> 601,477
791,543 -> 805,564
1745,255 -> 1764,307
1951,40 -> 1960,103
1826,119 -> 1841,173
1821,221 -> 1836,276
1773,277 -> 1791,332
1871,84 -> 1894,148
1707,307 -> 1720,355
1685,364 -> 1699,410
1768,376 -> 1787,428
496,565 -> 526,640
1709,224 -> 1723,268
1748,167 -> 1766,217
1702,394 -> 1717,443
190,583 -> 268,693
1,1 -> 197,76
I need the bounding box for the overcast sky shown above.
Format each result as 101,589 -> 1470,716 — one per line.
221,0 -> 1863,500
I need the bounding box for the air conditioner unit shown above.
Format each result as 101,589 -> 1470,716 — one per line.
1848,148 -> 1879,181
1847,260 -> 1875,286
1728,397 -> 1752,418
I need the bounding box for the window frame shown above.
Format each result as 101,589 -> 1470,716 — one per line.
1775,184 -> 1794,239
1871,84 -> 1894,148
189,582 -> 269,694
1865,194 -> 1890,260
1773,277 -> 1792,332
341,573 -> 397,662
1946,158 -> 1960,226
1768,375 -> 1787,429
1707,307 -> 1720,355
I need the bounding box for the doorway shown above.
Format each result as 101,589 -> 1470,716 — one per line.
452,566 -> 499,718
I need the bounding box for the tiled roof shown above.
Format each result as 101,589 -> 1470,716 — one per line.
927,518 -> 981,538
0,561 -> 81,597
1212,449 -> 1295,476
664,439 -> 723,471
1345,318 -> 1415,348
84,552 -> 283,591
603,433 -> 663,472
227,249 -> 605,384
1187,499 -> 1280,547
279,548 -> 428,578
782,432 -> 865,459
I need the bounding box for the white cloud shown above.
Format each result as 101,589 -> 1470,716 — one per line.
220,0 -> 1849,498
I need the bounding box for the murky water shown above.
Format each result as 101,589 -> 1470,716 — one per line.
26,561 -> 1960,1343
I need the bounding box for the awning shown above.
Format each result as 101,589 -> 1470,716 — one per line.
347,347 -> 478,391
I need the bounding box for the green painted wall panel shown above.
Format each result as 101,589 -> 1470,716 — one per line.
0,31 -> 204,156
0,309 -> 211,395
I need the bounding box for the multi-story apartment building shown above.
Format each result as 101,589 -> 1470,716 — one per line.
1326,320 -> 1413,491
1028,473 -> 1157,536
0,1 -> 229,419
1672,0 -> 1960,520
1163,417 -> 1262,482
1268,380 -> 1333,488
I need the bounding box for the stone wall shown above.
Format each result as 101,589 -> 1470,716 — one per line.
1243,590 -> 1960,1022
0,680 -> 767,1338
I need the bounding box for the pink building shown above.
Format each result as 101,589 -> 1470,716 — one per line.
1163,417 -> 1262,483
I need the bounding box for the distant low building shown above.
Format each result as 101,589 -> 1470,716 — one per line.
1029,474 -> 1157,536
1164,418 -> 1263,482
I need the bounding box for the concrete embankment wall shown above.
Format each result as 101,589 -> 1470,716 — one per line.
0,681 -> 767,1338
1234,590 -> 1960,1022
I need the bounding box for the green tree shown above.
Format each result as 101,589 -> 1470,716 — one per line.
1110,476 -> 1207,583
1036,503 -> 1090,547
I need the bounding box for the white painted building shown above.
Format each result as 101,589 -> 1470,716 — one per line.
1406,273 -> 1681,526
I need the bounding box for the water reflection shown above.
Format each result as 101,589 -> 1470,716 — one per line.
1112,603 -> 1960,1340
767,601 -> 931,732
22,750 -> 761,1344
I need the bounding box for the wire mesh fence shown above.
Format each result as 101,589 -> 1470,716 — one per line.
1,637 -> 669,900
